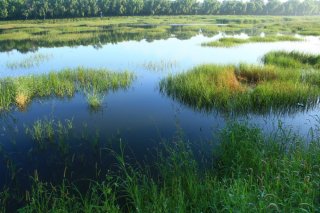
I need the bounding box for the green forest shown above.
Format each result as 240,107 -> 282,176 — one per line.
0,0 -> 320,20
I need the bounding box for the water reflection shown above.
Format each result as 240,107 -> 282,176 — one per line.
0,27 -> 320,208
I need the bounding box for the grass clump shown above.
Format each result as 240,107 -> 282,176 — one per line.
8,122 -> 320,212
25,118 -> 73,143
160,63 -> 320,113
202,35 -> 302,47
86,92 -> 103,109
0,68 -> 134,110
263,51 -> 320,69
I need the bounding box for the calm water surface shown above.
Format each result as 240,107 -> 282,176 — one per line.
1,30 -> 320,188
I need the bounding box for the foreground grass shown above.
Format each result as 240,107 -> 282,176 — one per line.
263,51 -> 320,69
0,68 -> 134,110
160,52 -> 320,113
2,122 -> 320,212
202,35 -> 302,47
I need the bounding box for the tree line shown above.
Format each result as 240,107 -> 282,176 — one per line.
1,0 -> 320,20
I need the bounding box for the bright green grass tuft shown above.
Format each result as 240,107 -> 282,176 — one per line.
263,51 -> 320,68
202,35 -> 302,47
86,92 -> 103,109
0,68 -> 134,110
160,62 -> 320,113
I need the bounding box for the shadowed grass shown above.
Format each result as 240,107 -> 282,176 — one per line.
6,122 -> 320,212
160,63 -> 320,113
263,51 -> 320,69
202,35 -> 302,47
0,68 -> 134,110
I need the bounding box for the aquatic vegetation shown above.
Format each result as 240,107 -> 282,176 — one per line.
3,122 -> 320,212
25,118 -> 56,143
86,92 -> 103,109
0,68 -> 135,110
263,51 -> 320,69
202,35 -> 302,47
0,16 -> 319,53
141,60 -> 179,72
25,118 -> 73,143
160,63 -> 320,113
6,53 -> 52,69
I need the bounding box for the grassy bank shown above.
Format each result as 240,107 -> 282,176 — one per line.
160,52 -> 320,113
0,68 -> 134,110
202,35 -> 302,47
0,16 -> 319,52
2,122 -> 320,212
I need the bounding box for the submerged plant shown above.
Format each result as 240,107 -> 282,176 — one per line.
25,118 -> 73,144
6,53 -> 52,70
141,60 -> 179,72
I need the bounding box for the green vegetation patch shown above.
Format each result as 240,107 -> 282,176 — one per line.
202,35 -> 302,47
160,60 -> 320,113
1,16 -> 320,53
263,51 -> 320,69
0,68 -> 134,111
8,122 -> 320,212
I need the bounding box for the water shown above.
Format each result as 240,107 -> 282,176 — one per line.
1,28 -> 320,193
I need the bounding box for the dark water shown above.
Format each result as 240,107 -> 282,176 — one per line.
1,26 -> 320,198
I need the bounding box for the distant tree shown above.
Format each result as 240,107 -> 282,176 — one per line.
98,0 -> 111,16
126,0 -> 143,15
37,0 -> 49,19
299,0 -> 317,15
1,0 -> 320,20
220,0 -> 237,15
0,0 -> 9,18
265,0 -> 281,15
174,0 -> 198,15
201,0 -> 220,15
235,1 -> 246,15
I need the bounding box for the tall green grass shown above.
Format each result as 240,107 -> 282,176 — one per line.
0,68 -> 134,110
160,63 -> 320,113
263,51 -> 320,69
4,122 -> 320,212
202,35 -> 302,48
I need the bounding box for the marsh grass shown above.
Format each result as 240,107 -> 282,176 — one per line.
25,118 -> 73,144
0,68 -> 134,110
263,51 -> 320,69
6,122 -> 320,212
6,53 -> 52,69
86,92 -> 104,109
0,16 -> 319,53
202,35 -> 302,47
160,63 -> 320,113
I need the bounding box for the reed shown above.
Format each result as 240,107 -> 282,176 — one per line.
0,68 -> 134,110
160,62 -> 320,113
8,122 -> 320,212
202,35 -> 302,47
263,51 -> 320,69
